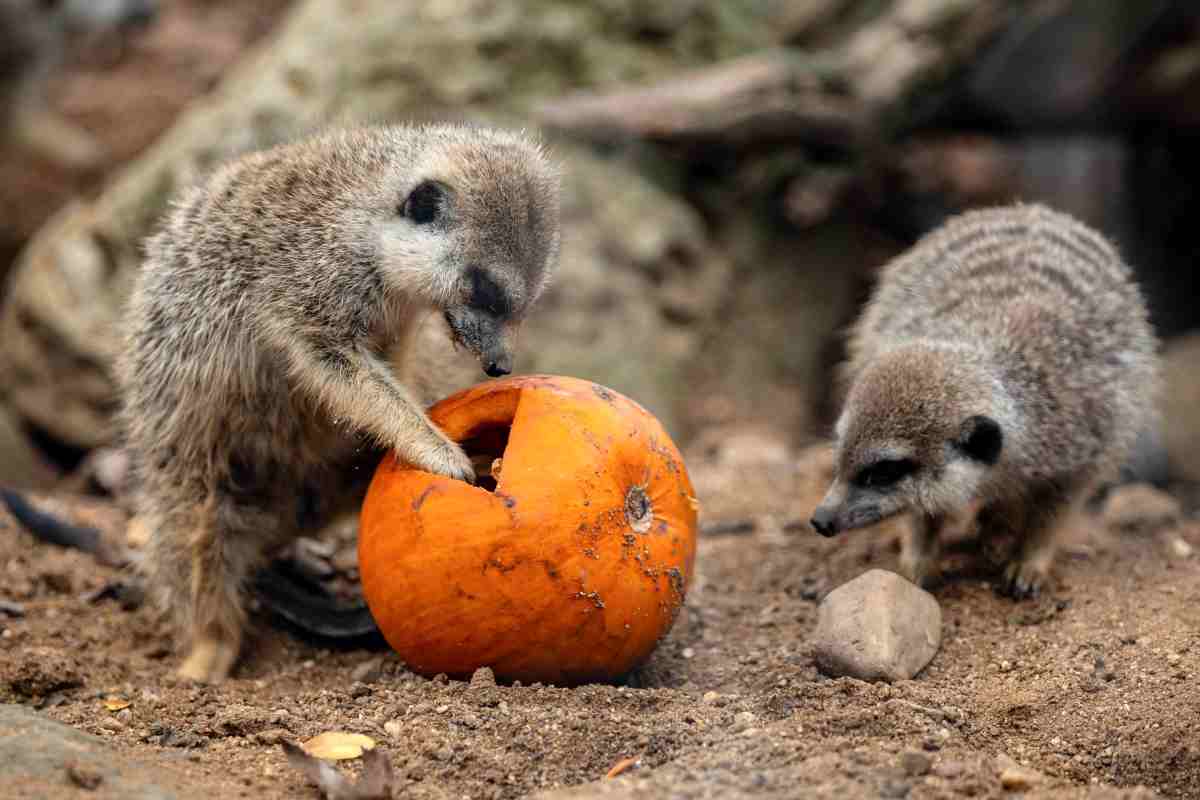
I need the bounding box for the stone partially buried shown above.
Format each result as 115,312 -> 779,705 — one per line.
811,569 -> 941,682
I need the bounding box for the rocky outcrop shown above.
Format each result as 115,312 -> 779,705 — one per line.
0,0 -> 776,462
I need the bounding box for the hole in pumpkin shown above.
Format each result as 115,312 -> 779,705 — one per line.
460,423 -> 511,492
625,485 -> 653,533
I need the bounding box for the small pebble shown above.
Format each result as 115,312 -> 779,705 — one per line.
351,657 -> 383,684
996,755 -> 1043,791
999,766 -> 1042,791
879,778 -> 911,798
898,750 -> 931,777
470,667 -> 496,689
1166,534 -> 1194,559
251,729 -> 289,746
701,691 -> 720,705
682,647 -> 696,659
384,720 -> 403,738
65,762 -> 103,790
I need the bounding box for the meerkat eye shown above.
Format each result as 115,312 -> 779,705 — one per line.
402,181 -> 443,224
855,458 -> 917,489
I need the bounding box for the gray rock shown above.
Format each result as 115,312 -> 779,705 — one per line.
350,657 -> 383,685
0,704 -> 206,799
810,569 -> 941,682
898,749 -> 931,777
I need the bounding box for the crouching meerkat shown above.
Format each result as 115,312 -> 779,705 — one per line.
119,124 -> 561,682
810,204 -> 1158,598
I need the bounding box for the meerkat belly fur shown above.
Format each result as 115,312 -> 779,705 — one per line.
119,124 -> 560,682
810,204 -> 1158,597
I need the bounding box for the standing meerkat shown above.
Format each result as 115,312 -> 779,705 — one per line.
810,204 -> 1158,598
118,123 -> 561,682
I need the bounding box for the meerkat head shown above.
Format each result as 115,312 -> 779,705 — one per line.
375,125 -> 561,378
810,343 -> 1009,537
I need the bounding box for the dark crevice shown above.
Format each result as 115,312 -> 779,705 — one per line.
461,423 -> 512,492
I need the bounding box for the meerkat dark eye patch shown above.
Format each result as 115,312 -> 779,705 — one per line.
957,414 -> 1003,465
854,458 -> 917,489
466,266 -> 513,317
402,180 -> 444,224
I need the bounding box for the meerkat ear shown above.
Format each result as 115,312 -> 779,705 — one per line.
957,415 -> 1003,465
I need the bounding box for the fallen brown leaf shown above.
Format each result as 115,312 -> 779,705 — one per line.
282,742 -> 395,800
301,731 -> 377,760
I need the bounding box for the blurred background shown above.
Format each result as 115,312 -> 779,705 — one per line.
1,0 -> 1199,494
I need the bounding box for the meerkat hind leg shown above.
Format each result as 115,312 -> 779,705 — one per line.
178,626 -> 242,684
899,513 -> 944,588
175,502 -> 263,683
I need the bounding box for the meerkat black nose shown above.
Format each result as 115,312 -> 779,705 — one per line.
810,508 -> 840,537
484,357 -> 511,378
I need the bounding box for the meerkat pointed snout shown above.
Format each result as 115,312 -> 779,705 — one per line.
814,204 -> 1158,598
119,123 -> 560,683
376,137 -> 559,379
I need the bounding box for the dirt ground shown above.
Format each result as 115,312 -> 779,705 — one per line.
0,435 -> 1196,800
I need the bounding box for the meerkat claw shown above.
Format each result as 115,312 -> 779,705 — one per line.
1001,561 -> 1045,600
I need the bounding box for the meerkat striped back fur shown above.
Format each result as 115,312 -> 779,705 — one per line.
810,203 -> 1158,597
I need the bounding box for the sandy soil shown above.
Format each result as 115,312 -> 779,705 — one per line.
0,436 -> 1196,800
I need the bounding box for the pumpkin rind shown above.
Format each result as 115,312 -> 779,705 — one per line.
358,375 -> 698,685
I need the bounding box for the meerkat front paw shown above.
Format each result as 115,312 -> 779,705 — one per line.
1001,558 -> 1047,600
400,436 -> 476,484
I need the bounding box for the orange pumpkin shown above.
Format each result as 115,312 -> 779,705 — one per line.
358,375 -> 698,685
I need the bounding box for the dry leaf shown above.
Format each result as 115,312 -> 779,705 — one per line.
283,742 -> 395,800
102,698 -> 131,712
300,732 -> 377,761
